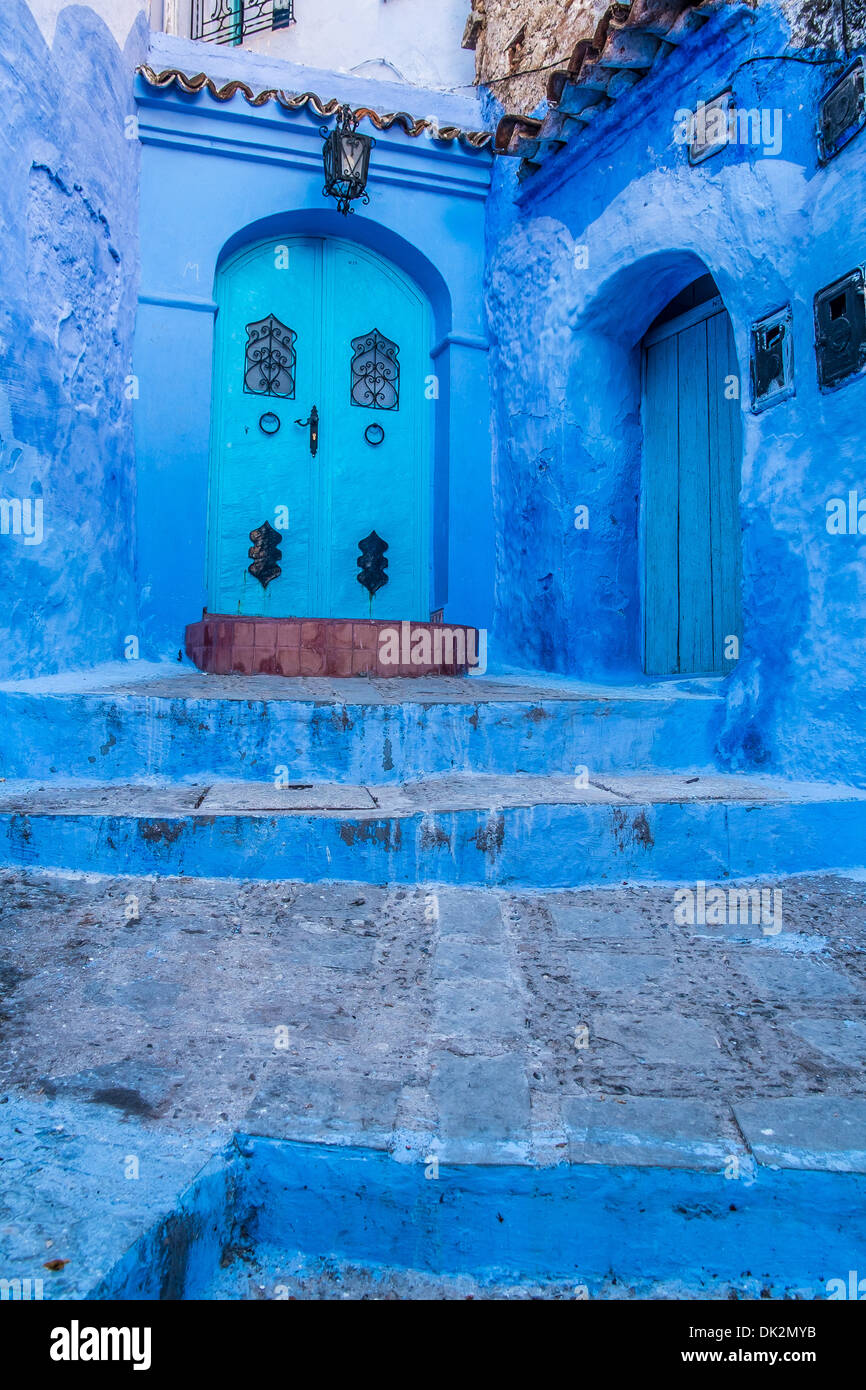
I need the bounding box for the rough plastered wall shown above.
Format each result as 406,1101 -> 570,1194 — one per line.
0,1 -> 147,680
483,0 -> 866,782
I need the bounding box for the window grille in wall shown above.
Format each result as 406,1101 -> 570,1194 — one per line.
350,330 -> 400,410
192,0 -> 295,45
243,315 -> 297,398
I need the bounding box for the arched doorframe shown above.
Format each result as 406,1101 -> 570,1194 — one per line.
569,249 -> 746,679
209,210 -> 453,618
640,273 -> 743,675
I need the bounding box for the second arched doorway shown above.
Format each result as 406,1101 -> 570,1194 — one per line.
642,274 -> 743,676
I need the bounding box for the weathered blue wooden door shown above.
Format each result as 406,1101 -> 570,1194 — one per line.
208,237 -> 431,619
642,296 -> 743,675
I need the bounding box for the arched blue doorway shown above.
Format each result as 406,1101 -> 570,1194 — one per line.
642,274 -> 743,676
207,235 -> 432,620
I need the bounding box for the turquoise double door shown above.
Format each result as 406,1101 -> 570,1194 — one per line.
208,237 -> 431,619
642,297 -> 743,676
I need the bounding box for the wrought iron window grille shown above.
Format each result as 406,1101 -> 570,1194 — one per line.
192,1 -> 295,46
350,329 -> 400,410
243,315 -> 297,399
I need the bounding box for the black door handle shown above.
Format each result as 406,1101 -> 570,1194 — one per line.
294,404 -> 319,457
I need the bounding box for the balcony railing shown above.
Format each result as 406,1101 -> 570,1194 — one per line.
192,1 -> 295,45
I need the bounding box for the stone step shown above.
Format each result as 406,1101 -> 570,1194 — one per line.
2,772 -> 864,886
0,662 -> 725,784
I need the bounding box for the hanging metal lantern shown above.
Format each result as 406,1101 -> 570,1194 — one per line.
321,104 -> 374,216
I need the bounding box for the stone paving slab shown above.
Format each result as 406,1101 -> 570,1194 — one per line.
201,784 -> 379,811
0,784 -> 207,814
548,903 -> 658,940
733,1098 -> 866,1172
428,1053 -> 533,1163
245,1061 -> 404,1150
434,888 -> 506,940
736,953 -> 861,1002
585,1011 -> 725,1068
432,941 -> 510,981
562,1097 -> 740,1171
785,1017 -> 866,1068
2,869 -> 866,1292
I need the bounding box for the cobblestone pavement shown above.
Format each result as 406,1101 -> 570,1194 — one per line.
1,869 -> 865,1296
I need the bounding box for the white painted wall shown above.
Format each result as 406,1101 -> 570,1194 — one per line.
26,0 -> 151,48
158,0 -> 475,92
25,1 -> 474,91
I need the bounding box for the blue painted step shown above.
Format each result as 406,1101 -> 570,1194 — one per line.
0,665 -> 725,784
2,775 -> 864,887
94,1135 -> 866,1300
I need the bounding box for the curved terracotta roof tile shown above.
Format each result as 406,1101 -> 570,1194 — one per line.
137,66 -> 494,149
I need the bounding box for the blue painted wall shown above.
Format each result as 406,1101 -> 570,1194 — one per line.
133,34 -> 493,658
0,1 -> 145,680
482,3 -> 866,783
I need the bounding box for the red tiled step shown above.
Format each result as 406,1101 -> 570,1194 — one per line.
185,615 -> 481,678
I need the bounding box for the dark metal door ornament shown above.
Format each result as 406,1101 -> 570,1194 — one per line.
244,314 -> 296,398
248,520 -> 282,589
259,411 -> 281,435
350,329 -> 400,409
295,404 -> 319,456
357,530 -> 389,595
364,422 -> 385,446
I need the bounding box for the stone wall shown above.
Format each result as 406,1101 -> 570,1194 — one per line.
463,0 -> 607,115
